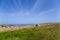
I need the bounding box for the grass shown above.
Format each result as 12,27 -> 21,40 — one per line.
0,23 -> 60,40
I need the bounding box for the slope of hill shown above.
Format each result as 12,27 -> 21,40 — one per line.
0,23 -> 60,40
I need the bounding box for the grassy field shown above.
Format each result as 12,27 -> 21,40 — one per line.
0,23 -> 60,40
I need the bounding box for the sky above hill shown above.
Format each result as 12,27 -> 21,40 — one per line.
0,0 -> 60,24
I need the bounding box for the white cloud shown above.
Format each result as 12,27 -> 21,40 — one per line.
30,0 -> 45,13
37,8 -> 56,17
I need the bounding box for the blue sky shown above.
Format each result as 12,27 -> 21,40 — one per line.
0,0 -> 60,24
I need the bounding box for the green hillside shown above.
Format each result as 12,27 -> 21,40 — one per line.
0,23 -> 60,40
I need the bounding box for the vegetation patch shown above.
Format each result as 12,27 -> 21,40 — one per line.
0,23 -> 60,40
